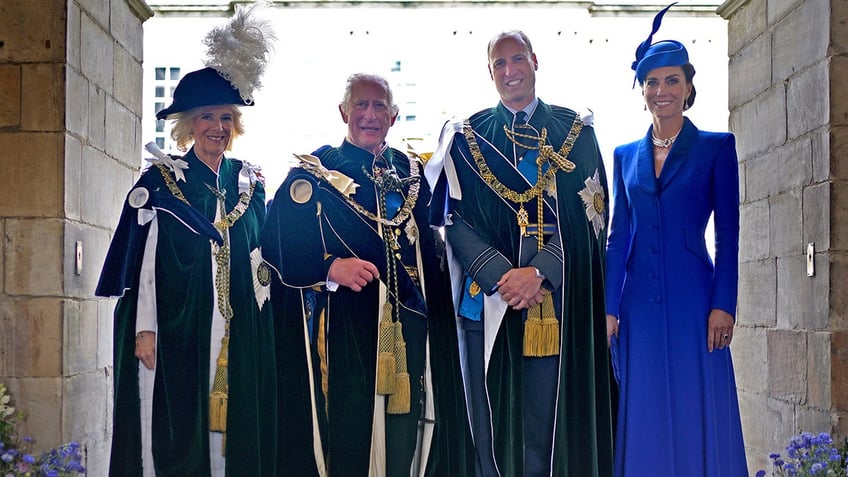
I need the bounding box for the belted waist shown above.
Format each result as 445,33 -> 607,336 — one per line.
525,223 -> 558,235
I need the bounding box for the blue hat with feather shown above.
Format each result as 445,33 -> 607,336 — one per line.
631,3 -> 688,86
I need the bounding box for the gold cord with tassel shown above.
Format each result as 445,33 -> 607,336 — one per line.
522,141 -> 559,357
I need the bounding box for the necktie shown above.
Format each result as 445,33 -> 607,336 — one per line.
513,111 -> 544,183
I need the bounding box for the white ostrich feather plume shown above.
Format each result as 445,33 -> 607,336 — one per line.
203,1 -> 276,104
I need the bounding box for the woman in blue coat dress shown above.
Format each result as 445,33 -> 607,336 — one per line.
604,4 -> 748,476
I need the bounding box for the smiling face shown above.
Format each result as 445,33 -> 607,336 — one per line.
488,33 -> 538,111
190,105 -> 235,169
339,79 -> 397,155
642,66 -> 692,121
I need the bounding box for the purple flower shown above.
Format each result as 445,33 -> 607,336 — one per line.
755,471 -> 766,477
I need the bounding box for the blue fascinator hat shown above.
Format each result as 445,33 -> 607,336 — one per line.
631,3 -> 689,86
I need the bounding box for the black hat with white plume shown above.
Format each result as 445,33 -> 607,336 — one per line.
156,2 -> 275,120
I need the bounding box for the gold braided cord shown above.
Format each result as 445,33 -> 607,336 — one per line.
462,115 -> 583,205
154,163 -> 256,233
153,162 -> 259,445
300,157 -> 421,228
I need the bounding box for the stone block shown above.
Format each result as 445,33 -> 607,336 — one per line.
730,86 -> 786,161
723,0 -> 766,57
731,326 -> 768,393
740,199 -> 769,261
746,138 -> 812,202
832,0 -> 848,55
787,61 -> 829,140
105,98 -> 141,168
0,65 -> 21,127
834,180 -> 848,239
768,0 -> 803,25
832,254 -> 848,332
65,371 -> 110,446
834,332 -> 848,412
738,160 -> 747,204
767,329 -> 806,402
769,191 -> 802,258
766,396 -> 797,454
88,83 -> 107,152
738,259 -> 776,328
67,1 -> 81,71
63,300 -> 98,375
5,219 -> 64,296
0,0 -> 66,63
81,145 -> 136,229
97,299 -> 115,369
728,34 -> 770,109
831,126 -> 848,180
0,132 -> 64,217
0,297 -> 63,377
831,57 -> 848,128
5,377 -> 62,450
80,13 -> 114,94
797,407 -> 837,440
777,254 -> 829,330
802,182 -> 829,252
811,128 -> 829,183
64,135 -> 82,222
79,0 -> 110,33
64,222 -> 115,298
772,0 -> 829,82
66,68 -> 89,139
737,391 -> 768,459
805,332 -> 831,409
113,44 -> 143,115
0,220 -> 4,295
21,63 -> 64,132
111,0 -> 144,61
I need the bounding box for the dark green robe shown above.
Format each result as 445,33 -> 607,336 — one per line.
96,149 -> 277,476
262,140 -> 472,476
426,101 -> 615,476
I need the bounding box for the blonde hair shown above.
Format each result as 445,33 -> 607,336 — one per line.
169,104 -> 245,152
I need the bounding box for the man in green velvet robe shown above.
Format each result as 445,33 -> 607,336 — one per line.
95,29 -> 277,473
262,73 -> 472,476
424,30 -> 615,476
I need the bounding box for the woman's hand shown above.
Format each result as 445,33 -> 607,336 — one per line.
707,309 -> 735,352
606,314 -> 619,348
135,331 -> 156,370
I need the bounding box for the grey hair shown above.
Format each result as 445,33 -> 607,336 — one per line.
487,30 -> 534,59
339,73 -> 399,116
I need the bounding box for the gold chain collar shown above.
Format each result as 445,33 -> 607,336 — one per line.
301,156 -> 421,228
462,115 -> 582,204
155,163 -> 255,233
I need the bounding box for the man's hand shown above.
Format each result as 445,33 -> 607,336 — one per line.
496,267 -> 545,310
707,308 -> 735,352
328,257 -> 380,292
606,314 -> 619,347
135,331 -> 156,370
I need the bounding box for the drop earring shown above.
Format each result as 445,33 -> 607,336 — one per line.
643,104 -> 647,111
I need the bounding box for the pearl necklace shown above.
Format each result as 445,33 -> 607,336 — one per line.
651,129 -> 680,148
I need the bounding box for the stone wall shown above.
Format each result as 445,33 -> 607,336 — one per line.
0,0 -> 152,474
719,0 -> 848,473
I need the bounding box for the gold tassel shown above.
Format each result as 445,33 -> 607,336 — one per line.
539,294 -> 559,356
524,303 -> 543,357
376,303 -> 397,395
524,295 -> 559,357
209,335 -> 229,443
387,321 -> 410,414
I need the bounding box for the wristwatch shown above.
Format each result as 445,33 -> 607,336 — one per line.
533,266 -> 546,282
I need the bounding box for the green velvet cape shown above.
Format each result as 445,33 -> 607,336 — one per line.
435,101 -> 615,476
100,149 -> 277,476
262,140 -> 473,476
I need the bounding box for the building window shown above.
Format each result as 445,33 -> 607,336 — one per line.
151,66 -> 182,153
